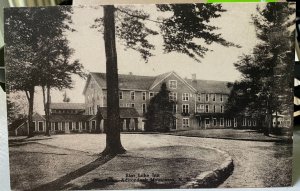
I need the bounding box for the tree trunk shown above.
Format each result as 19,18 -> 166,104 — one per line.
264,107 -> 271,136
27,87 -> 35,138
45,85 -> 51,136
101,5 -> 126,155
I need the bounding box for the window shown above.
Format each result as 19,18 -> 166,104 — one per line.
182,93 -> 189,101
131,103 -> 135,108
38,122 -> 44,131
169,92 -> 177,101
82,122 -> 86,130
119,91 -> 123,100
183,118 -> 189,127
92,120 -> 96,129
242,118 -> 247,126
169,80 -> 177,89
205,118 -> 210,125
213,118 -> 217,126
32,121 -> 36,131
76,122 -> 80,130
212,94 -> 216,101
149,92 -> 154,99
205,94 -> 209,102
234,118 -> 237,127
196,105 -> 201,112
220,105 -> 224,113
62,122 -> 65,131
142,103 -> 146,114
253,120 -> 257,126
55,122 -> 59,131
213,105 -> 216,113
220,94 -> 223,102
182,104 -> 189,113
69,122 -> 73,130
130,91 -> 135,100
226,119 -> 231,127
142,92 -> 146,101
248,119 -> 251,126
197,95 -> 201,102
205,105 -> 209,113
172,104 -> 177,113
220,118 -> 224,126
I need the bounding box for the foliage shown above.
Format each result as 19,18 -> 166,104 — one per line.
145,83 -> 175,132
5,6 -> 85,136
157,4 -> 240,62
92,4 -> 238,62
226,3 -> 295,132
6,94 -> 27,124
94,4 -> 240,154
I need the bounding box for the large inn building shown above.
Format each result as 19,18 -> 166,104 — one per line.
11,71 -> 269,136
82,71 -> 257,131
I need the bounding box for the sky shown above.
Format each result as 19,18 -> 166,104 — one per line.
31,3 -> 261,114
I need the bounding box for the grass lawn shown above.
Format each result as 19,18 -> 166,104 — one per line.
64,146 -> 225,190
9,134 -> 227,190
169,129 -> 284,141
9,143 -> 97,190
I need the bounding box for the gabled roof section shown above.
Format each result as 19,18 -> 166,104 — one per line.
97,107 -> 140,119
186,79 -> 231,94
33,112 -> 46,121
149,71 -> 197,92
82,74 -> 92,95
50,103 -> 85,110
89,72 -> 157,91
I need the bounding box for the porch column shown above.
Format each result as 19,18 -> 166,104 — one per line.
134,118 -> 138,131
123,119 -> 126,131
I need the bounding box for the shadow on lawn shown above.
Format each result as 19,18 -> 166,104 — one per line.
31,154 -> 115,191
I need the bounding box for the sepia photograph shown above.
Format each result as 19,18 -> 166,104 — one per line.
5,2 -> 295,190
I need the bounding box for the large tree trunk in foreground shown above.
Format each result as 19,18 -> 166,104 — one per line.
26,87 -> 35,138
102,5 -> 126,155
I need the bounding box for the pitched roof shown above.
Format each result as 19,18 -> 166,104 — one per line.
186,79 -> 231,94
33,112 -> 46,121
97,107 -> 140,119
149,72 -> 172,89
87,72 -> 231,94
47,115 -> 94,122
49,103 -> 85,110
90,72 -> 156,90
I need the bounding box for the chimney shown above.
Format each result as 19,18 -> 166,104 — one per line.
192,73 -> 196,81
129,72 -> 133,75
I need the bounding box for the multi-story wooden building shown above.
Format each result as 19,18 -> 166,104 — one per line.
82,71 -> 257,130
12,71 -> 260,136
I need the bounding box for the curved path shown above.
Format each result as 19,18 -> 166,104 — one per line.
39,134 -> 292,187
36,133 -> 292,188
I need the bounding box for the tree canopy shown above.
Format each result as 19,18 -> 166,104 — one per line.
226,3 -> 295,133
145,82 -> 175,132
5,6 -> 85,136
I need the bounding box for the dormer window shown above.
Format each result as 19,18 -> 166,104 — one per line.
169,80 -> 177,89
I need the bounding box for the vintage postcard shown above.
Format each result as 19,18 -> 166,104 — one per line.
5,2 -> 295,190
